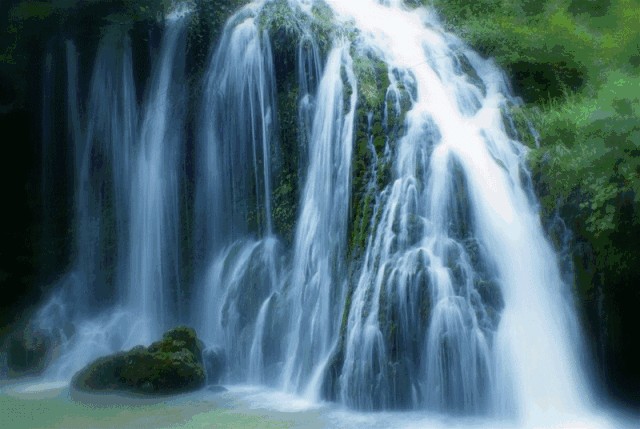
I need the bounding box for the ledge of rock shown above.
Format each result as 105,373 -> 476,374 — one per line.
71,326 -> 206,395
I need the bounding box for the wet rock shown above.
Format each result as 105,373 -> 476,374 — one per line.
202,346 -> 226,385
71,326 -> 205,395
6,327 -> 51,376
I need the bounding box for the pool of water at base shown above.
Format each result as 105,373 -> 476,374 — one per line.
1,380 -> 637,429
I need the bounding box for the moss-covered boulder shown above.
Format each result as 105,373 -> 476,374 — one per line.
71,326 -> 206,395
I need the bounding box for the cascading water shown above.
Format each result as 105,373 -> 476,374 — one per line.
195,2 -> 277,252
194,1 -> 282,383
34,11 -> 189,377
326,0 -> 590,420
296,22 -> 323,182
80,30 -> 137,311
36,31 -> 139,378
280,42 -> 357,397
127,10 -> 188,344
26,0 -> 622,427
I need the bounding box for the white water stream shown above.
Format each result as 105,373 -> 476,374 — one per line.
325,0 -> 589,421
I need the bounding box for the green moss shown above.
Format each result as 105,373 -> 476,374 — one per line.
271,58 -> 300,244
72,326 -> 205,395
259,0 -> 334,56
352,54 -> 390,110
347,50 -> 415,257
273,173 -> 298,244
260,0 -> 300,34
309,1 -> 336,54
348,51 -> 388,255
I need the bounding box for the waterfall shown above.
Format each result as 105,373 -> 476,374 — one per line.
195,2 -> 277,254
326,0 -> 589,420
82,30 -> 137,311
29,1 -> 605,426
281,42 -> 357,397
35,12 -> 188,377
296,28 -> 323,182
127,11 -> 188,344
37,29 -> 140,378
194,1 -> 282,383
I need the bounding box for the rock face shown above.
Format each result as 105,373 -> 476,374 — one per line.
202,346 -> 226,385
6,328 -> 50,376
72,326 -> 206,395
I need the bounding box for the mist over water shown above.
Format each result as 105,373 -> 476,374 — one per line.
25,0 -> 626,427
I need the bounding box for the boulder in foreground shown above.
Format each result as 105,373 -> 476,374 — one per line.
72,326 -> 205,395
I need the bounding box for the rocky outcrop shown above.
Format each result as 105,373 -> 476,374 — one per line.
71,326 -> 206,395
5,327 -> 50,377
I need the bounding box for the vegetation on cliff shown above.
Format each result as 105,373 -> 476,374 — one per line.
428,0 -> 640,403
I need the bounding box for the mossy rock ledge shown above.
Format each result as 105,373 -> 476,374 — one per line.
71,326 -> 206,395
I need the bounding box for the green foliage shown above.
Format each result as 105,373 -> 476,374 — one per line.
260,0 -> 302,35
2,1 -> 57,67
426,0 -> 640,245
429,0 -> 638,103
260,0 -> 336,57
310,1 -> 339,52
189,0 -> 250,44
187,0 -> 251,87
427,1 -> 640,388
529,70 -> 640,239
